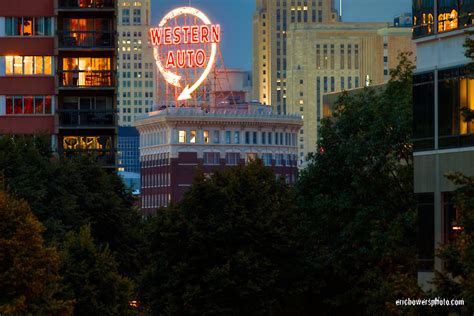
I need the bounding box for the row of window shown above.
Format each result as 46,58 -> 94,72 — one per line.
413,0 -> 474,38
141,153 -> 171,168
142,193 -> 170,209
5,96 -> 53,115
413,67 -> 474,151
5,56 -> 53,76
316,44 -> 359,70
142,173 -> 170,188
177,130 -> 298,147
4,17 -> 53,36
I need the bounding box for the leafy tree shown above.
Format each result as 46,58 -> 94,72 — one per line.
433,173 -> 474,314
0,135 -> 143,278
296,53 -> 421,314
0,191 -> 73,315
140,161 -> 304,315
60,225 -> 135,316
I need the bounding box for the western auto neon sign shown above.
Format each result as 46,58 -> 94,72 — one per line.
150,7 -> 221,101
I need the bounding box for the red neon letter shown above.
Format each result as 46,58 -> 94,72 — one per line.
195,49 -> 206,67
181,26 -> 190,44
149,28 -> 162,46
211,25 -> 220,43
176,50 -> 186,68
164,27 -> 172,45
173,27 -> 182,45
200,25 -> 210,43
190,26 -> 199,43
187,50 -> 195,67
166,51 -> 176,68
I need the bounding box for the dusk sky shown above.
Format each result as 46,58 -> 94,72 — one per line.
151,0 -> 411,71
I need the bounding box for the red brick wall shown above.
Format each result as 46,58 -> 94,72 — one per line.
0,0 -> 54,16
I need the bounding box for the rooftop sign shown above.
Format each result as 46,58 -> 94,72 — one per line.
150,7 -> 221,101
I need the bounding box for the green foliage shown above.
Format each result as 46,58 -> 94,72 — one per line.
0,135 -> 143,278
140,161 -> 304,315
60,225 -> 135,316
0,192 -> 73,315
433,173 -> 474,314
296,52 -> 421,314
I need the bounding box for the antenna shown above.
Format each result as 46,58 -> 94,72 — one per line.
339,0 -> 342,19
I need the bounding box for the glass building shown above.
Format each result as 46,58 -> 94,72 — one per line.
412,0 -> 474,289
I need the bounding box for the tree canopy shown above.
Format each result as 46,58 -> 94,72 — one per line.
0,191 -> 73,315
296,53 -> 421,314
140,161 -> 305,315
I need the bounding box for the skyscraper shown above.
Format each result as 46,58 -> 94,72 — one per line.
253,0 -> 414,163
117,0 -> 157,126
0,0 -> 118,168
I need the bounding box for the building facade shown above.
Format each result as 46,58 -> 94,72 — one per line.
253,0 -> 339,114
117,0 -> 156,126
0,0 -> 56,137
286,23 -> 414,161
253,0 -> 414,164
412,0 -> 474,288
0,0 -> 118,168
135,105 -> 302,214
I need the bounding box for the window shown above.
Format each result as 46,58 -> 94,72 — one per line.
5,56 -> 52,75
261,153 -> 272,166
225,131 -> 231,144
246,153 -> 257,163
5,17 -> 53,36
275,154 -> 284,166
234,131 -> 240,144
262,132 -> 266,144
122,9 -> 130,25
414,71 -> 435,150
226,153 -> 240,165
416,193 -> 435,271
204,130 -> 210,144
253,132 -> 258,144
268,132 -> 273,145
413,0 -> 434,37
438,0 -> 458,33
213,130 -> 220,144
178,130 -> 186,143
133,9 -> 141,25
340,44 -> 345,69
245,131 -> 250,144
190,130 -> 197,143
6,96 -> 53,115
355,44 -> 359,70
203,152 -> 220,165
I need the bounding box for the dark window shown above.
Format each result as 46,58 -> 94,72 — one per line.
460,0 -> 474,27
413,72 -> 435,151
417,193 -> 435,271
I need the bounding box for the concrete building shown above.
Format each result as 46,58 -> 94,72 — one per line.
117,0 -> 156,126
135,104 -> 302,214
253,0 -> 340,114
0,0 -> 118,168
253,0 -> 414,164
286,23 -> 413,161
412,0 -> 474,288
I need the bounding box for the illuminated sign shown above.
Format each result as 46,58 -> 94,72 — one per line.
150,7 -> 221,101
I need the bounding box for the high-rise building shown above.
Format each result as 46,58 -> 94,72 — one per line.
253,0 -> 339,114
286,23 -> 413,161
412,0 -> 474,289
117,0 -> 156,127
253,0 -> 414,164
0,0 -> 117,168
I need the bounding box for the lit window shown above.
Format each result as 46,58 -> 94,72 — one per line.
190,130 -> 197,143
5,56 -> 52,76
178,130 -> 186,143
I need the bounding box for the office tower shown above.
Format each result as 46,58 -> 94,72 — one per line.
412,0 -> 474,288
117,0 -> 156,126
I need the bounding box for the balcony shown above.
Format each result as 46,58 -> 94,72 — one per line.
60,70 -> 114,89
59,32 -> 115,49
59,109 -> 115,127
59,0 -> 115,10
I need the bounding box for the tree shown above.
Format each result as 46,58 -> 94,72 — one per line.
59,225 -> 135,316
140,161 -> 305,315
433,173 -> 474,314
296,53 -> 421,314
0,191 -> 73,315
0,136 -> 143,278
